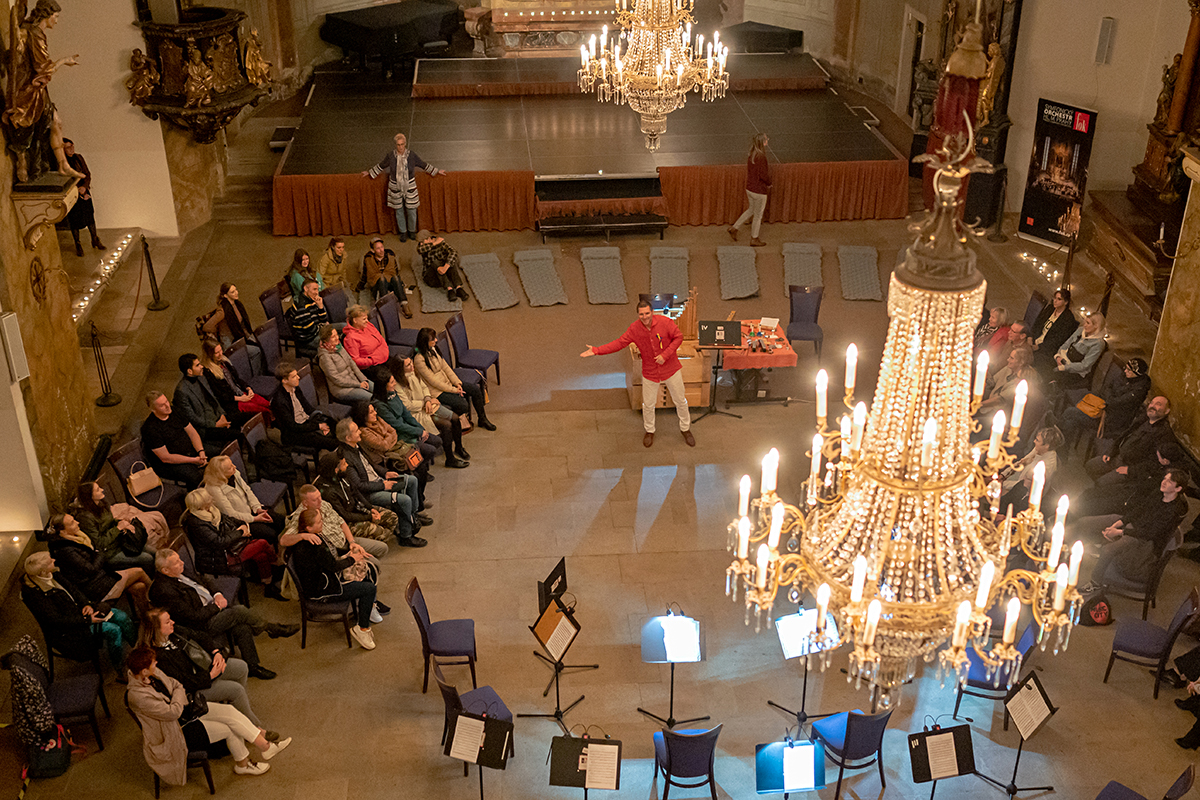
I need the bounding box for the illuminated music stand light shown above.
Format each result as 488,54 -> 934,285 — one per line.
755,738 -> 826,798
637,610 -> 710,729
769,607 -> 841,726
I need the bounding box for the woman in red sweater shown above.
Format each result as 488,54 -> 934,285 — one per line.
728,133 -> 771,247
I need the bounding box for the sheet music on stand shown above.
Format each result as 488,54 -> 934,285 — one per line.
445,712 -> 514,770
754,740 -> 826,794
907,724 -> 976,783
533,598 -> 580,662
775,608 -> 839,659
549,736 -> 623,792
1004,672 -> 1054,740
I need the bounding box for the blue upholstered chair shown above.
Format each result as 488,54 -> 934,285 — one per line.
222,441 -> 291,513
107,438 -> 186,519
285,554 -> 353,649
433,664 -> 514,776
258,283 -> 295,351
1101,529 -> 1182,621
953,623 -> 1039,730
249,319 -> 284,399
810,708 -> 893,800
786,285 -> 823,359
445,312 -> 500,384
405,576 -> 477,693
652,725 -> 722,800
367,304 -> 412,361
375,292 -> 419,349
1104,587 -> 1199,699
1093,763 -> 1194,800
320,286 -> 349,324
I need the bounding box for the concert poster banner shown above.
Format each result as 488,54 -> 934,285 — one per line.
1018,99 -> 1098,247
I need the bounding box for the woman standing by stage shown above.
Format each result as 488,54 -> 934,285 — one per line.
728,133 -> 771,247
360,133 -> 446,242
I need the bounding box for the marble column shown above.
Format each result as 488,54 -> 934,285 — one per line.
161,121 -> 226,237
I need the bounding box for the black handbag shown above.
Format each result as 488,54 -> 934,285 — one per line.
179,636 -> 214,673
1066,343 -> 1086,362
179,692 -> 209,725
116,518 -> 149,557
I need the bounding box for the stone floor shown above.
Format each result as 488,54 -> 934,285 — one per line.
1,101 -> 1190,800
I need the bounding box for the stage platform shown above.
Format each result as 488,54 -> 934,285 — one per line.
273,65 -> 908,236
411,53 -> 829,98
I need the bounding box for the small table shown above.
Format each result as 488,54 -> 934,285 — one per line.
721,320 -> 798,406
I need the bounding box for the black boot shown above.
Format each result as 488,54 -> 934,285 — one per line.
89,224 -> 106,250
264,565 -> 287,601
478,416 -> 497,431
454,446 -> 471,461
71,232 -> 83,257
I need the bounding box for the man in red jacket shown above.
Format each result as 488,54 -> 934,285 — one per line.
581,301 -> 695,448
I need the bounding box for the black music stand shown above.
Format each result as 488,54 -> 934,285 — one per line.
754,738 -> 826,798
550,735 -> 623,799
908,724 -> 976,799
637,612 -> 709,729
976,672 -> 1056,798
538,557 -> 568,614
517,597 -> 598,734
444,711 -> 514,800
692,324 -> 743,422
768,608 -> 841,727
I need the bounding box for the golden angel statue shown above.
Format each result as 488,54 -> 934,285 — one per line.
183,46 -> 215,108
126,48 -> 160,107
243,28 -> 272,88
2,0 -> 84,183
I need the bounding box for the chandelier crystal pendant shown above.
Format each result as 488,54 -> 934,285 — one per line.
578,0 -> 729,151
723,132 -> 1084,710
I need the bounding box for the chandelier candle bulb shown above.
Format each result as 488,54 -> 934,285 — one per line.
768,501 -> 784,550
1029,462 -> 1046,515
761,448 -> 779,494
816,583 -> 830,632
1067,541 -> 1083,587
809,435 -> 823,505
1047,520 -> 1064,570
815,369 -> 828,423
1010,380 -> 1028,436
845,344 -> 858,395
863,599 -> 881,647
738,475 -> 751,517
973,351 -> 988,404
839,414 -> 851,459
1053,564 -> 1069,611
921,417 -> 937,471
1053,495 -> 1069,532
851,554 -> 867,602
975,560 -> 994,609
756,545 -> 770,589
1003,597 -> 1020,644
952,601 -> 972,648
987,411 -> 1006,461
590,35 -> 597,59
581,46 -> 588,67
737,516 -> 750,560
850,402 -> 867,457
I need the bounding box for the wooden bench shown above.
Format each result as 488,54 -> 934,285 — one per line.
538,213 -> 669,243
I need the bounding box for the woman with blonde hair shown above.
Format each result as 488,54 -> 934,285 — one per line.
1050,311 -> 1107,390
182,488 -> 278,592
202,457 -> 284,544
728,132 -> 771,247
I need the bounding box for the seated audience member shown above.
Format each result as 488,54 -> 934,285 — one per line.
1085,395 -> 1174,484
989,320 -> 1029,367
318,237 -> 352,296
340,304 -> 392,384
977,346 -> 1038,418
74,481 -> 162,571
1058,357 -> 1151,450
280,484 -> 392,563
140,607 -> 272,731
1078,468 -> 1189,594
336,418 -> 428,547
21,551 -> 136,676
199,338 -> 272,421
416,231 -> 469,303
1075,440 -> 1186,519
1173,678 -> 1200,749
393,355 -> 467,469
413,327 -> 495,430
1048,311 -> 1106,389
149,548 -> 296,680
182,488 -> 280,596
359,237 -> 410,316
288,508 -> 378,650
125,648 -> 290,781
46,512 -> 151,617
202,456 -> 284,547
315,451 -> 399,546
1030,287 -> 1079,373
350,399 -> 429,511
284,279 -> 329,359
284,248 -> 323,303
174,353 -> 243,451
317,325 -> 373,403
1000,426 -> 1063,513
207,283 -> 261,356
269,362 -> 340,453
973,306 -> 1010,355
142,391 -> 208,486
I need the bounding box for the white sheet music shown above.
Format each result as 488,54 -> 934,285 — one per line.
1006,681 -> 1051,740
783,743 -> 816,791
926,732 -> 958,780
449,716 -> 485,763
661,615 -> 701,663
545,615 -> 576,661
584,743 -> 619,790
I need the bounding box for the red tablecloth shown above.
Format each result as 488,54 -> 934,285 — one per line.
721,321 -> 798,371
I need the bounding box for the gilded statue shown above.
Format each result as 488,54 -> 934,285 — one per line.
125,48 -> 160,107
976,42 -> 1005,128
183,46 -> 215,108
2,0 -> 84,183
243,28 -> 272,88
1154,53 -> 1181,129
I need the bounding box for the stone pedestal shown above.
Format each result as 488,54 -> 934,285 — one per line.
162,122 -> 226,237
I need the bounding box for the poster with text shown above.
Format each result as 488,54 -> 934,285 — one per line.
1018,99 -> 1097,247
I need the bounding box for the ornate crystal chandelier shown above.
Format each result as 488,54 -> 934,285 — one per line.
724,135 -> 1084,709
577,0 -> 729,151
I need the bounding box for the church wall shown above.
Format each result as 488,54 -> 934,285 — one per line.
51,0 -> 179,237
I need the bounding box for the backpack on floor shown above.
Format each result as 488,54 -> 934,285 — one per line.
1079,592 -> 1113,626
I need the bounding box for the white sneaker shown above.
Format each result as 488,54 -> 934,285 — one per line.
350,626 -> 376,650
234,761 -> 270,776
370,607 -> 383,624
261,737 -> 292,761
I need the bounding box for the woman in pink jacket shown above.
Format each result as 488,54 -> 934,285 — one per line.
340,304 -> 391,384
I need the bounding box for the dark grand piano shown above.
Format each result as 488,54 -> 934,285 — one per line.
321,1 -> 462,76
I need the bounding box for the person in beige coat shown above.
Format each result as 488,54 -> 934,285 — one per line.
126,648 -> 289,782
317,325 -> 373,403
412,327 -> 495,430
395,356 -> 468,467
